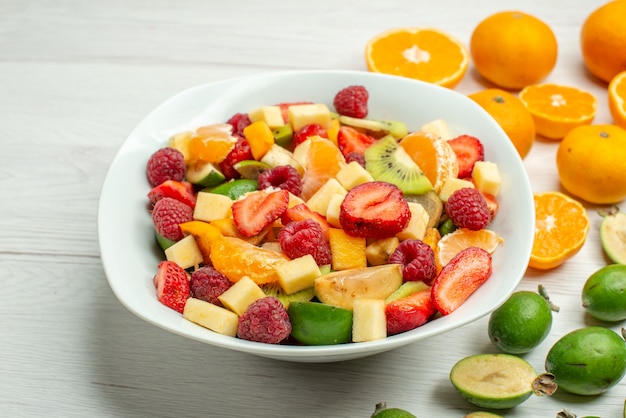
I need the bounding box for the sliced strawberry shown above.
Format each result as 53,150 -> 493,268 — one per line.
275,101 -> 313,124
148,180 -> 196,208
232,189 -> 290,237
447,134 -> 485,178
339,181 -> 411,239
153,260 -> 190,313
431,246 -> 493,315
336,125 -> 376,159
281,203 -> 331,241
386,289 -> 437,335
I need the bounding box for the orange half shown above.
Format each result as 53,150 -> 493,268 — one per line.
436,228 -> 503,270
609,70 -> 626,130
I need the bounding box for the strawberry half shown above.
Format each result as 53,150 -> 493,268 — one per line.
337,125 -> 376,159
386,289 -> 437,335
339,181 -> 411,239
431,246 -> 493,315
447,134 -> 485,178
153,260 -> 190,313
232,189 -> 289,237
148,179 -> 196,208
281,203 -> 331,241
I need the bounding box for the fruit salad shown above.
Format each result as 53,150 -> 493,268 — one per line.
145,85 -> 503,346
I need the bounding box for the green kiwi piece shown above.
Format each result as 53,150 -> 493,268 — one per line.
404,190 -> 444,228
339,115 -> 409,139
261,283 -> 315,308
364,135 -> 433,195
272,124 -> 293,147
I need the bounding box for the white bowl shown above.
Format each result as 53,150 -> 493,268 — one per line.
98,70 -> 534,363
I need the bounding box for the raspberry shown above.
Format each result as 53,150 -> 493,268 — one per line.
345,152 -> 366,167
293,123 -> 328,146
146,147 -> 186,187
237,296 -> 292,344
189,266 -> 232,306
278,219 -> 332,266
151,197 -> 193,241
333,85 -> 369,118
257,165 -> 302,196
226,112 -> 252,138
445,187 -> 491,231
219,138 -> 254,180
389,239 -> 437,284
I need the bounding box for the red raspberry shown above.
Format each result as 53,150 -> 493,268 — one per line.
146,147 -> 186,187
257,165 -> 302,196
219,138 -> 253,180
293,123 -> 328,146
278,219 -> 332,266
445,187 -> 491,230
151,197 -> 193,241
389,239 -> 437,284
333,85 -> 369,118
226,112 -> 251,138
237,296 -> 292,344
189,266 -> 232,307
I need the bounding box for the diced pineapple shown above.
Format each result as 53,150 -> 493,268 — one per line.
472,160 -> 501,196
183,297 -> 239,337
243,120 -> 275,160
287,193 -> 305,208
325,193 -> 345,228
397,201 -> 430,241
275,254 -> 321,295
164,235 -> 204,269
194,192 -> 233,222
248,106 -> 284,129
365,237 -> 400,266
261,144 -> 304,175
420,118 -> 450,140
305,178 -> 347,216
352,298 -> 387,342
168,131 -> 193,164
336,161 -> 375,190
218,276 -> 266,316
288,103 -> 332,131
329,228 -> 367,270
438,178 -> 475,202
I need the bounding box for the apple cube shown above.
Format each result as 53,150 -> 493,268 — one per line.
397,201 -> 430,241
352,298 -> 387,342
164,235 -> 204,269
324,193 -> 345,228
438,178 -> 475,202
183,297 -> 239,337
305,178 -> 347,216
261,144 -> 304,175
420,118 -> 450,140
218,276 -> 266,316
275,254 -> 321,294
336,161 -> 374,190
193,192 -> 233,222
288,103 -> 332,131
472,160 -> 501,196
248,106 -> 284,129
365,237 -> 400,266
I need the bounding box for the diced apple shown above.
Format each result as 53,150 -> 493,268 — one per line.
164,235 -> 204,269
336,161 -> 374,190
183,297 -> 239,337
421,118 -> 450,140
352,298 -> 387,342
218,276 -> 266,316
472,161 -> 501,196
305,178 -> 347,216
275,254 -> 321,295
365,237 -> 400,266
324,193 -> 345,228
288,103 -> 332,131
248,106 -> 285,129
397,201 -> 430,241
438,178 -> 475,202
260,144 -> 304,175
194,192 -> 233,222
168,131 -> 193,164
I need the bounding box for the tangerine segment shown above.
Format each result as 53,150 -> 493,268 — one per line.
609,71 -> 626,130
209,236 -> 288,284
188,124 -> 237,163
365,28 -> 469,88
436,228 -> 503,269
519,84 -> 597,140
529,192 -> 589,270
399,131 -> 458,193
300,137 -> 346,201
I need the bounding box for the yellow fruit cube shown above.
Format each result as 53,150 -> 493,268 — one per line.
421,118 -> 450,140
243,120 -> 275,160
397,202 -> 430,241
164,235 -> 204,269
325,193 -> 345,228
275,254 -> 321,294
329,228 -> 367,270
336,161 -> 375,190
248,106 -> 285,129
305,178 -> 347,216
352,298 -> 387,342
288,103 -> 332,131
168,131 -> 193,164
183,297 -> 239,337
438,178 -> 475,202
179,221 -> 223,264
194,192 -> 233,222
218,276 -> 266,316
472,160 -> 501,196
365,237 -> 400,266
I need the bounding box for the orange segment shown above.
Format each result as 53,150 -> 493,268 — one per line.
300,137 -> 346,201
436,228 -> 503,269
609,71 -> 626,130
365,28 -> 469,88
399,131 -> 459,193
529,191 -> 590,270
179,221 -> 223,264
188,124 -> 237,163
329,228 -> 367,270
209,236 -> 288,284
519,83 -> 597,140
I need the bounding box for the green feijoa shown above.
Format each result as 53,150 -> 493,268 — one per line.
186,160 -> 226,187
545,326 -> 626,396
488,287 -> 557,354
233,160 -> 271,180
464,413 -> 503,418
599,209 -> 626,264
370,402 -> 416,418
287,301 -> 352,346
208,179 -> 258,200
582,264 -> 626,321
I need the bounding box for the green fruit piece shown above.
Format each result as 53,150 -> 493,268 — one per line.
386,281 -> 430,303
339,115 -> 409,139
261,283 -> 315,309
438,218 -> 457,236
272,124 -> 293,147
287,301 -> 353,345
155,231 -> 176,250
488,287 -> 557,354
464,413 -> 503,418
582,264 -> 626,321
404,190 -> 443,228
364,135 -> 433,195
208,179 -> 258,200
600,209 -> 626,264
545,326 -> 626,396
186,161 -> 226,187
232,160 -> 271,180
450,353 -> 557,410
370,402 -> 417,418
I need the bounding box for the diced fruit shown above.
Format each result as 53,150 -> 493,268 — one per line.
366,237 -> 400,266
210,178 -> 258,200
438,177 -> 475,202
329,227 -> 367,270
275,101 -> 313,123
218,276 -> 267,315
153,260 -> 190,313
386,289 -> 436,335
155,232 -> 176,251
179,221 -> 223,263
168,131 -> 193,164
188,124 -> 237,164
404,190 -> 443,229
243,120 -> 275,160
599,209 -> 626,265
314,264 -> 403,310
231,189 -> 290,237
183,297 -> 239,337
261,282 -> 315,309
431,246 -> 493,315
352,298 -> 387,342
248,105 -> 285,129
292,123 -> 329,147
164,235 -> 204,269
386,281 -> 430,303
219,137 -> 254,180
336,125 -> 376,158
186,161 -> 226,188
260,144 -> 304,175
338,115 -> 409,139
421,118 -> 450,140
288,103 -> 332,131
148,180 -> 196,208
336,160 -> 375,190
471,161 -> 501,196
305,178 -> 347,216
210,217 -> 267,245
288,301 -> 353,345
272,124 -> 294,147
324,193 -> 345,228
396,201 -> 430,241
275,254 -> 321,295
193,191 -> 233,222
447,134 -> 485,178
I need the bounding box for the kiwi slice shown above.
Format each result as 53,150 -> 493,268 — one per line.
261,282 -> 315,309
364,135 -> 433,195
404,190 -> 443,228
338,115 -> 409,139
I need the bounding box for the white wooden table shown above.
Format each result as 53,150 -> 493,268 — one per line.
2,1 -> 624,416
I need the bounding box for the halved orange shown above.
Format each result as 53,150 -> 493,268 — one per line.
518,83 -> 597,140
365,28 -> 469,88
609,70 -> 626,130
529,191 -> 590,270
399,131 -> 458,193
436,228 -> 503,269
